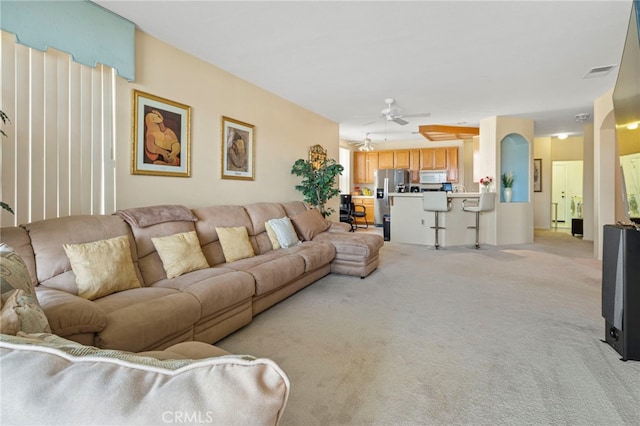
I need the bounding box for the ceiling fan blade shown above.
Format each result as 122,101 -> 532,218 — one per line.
392,117 -> 409,126
362,120 -> 378,126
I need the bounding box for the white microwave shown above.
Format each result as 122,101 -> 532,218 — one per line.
419,170 -> 448,184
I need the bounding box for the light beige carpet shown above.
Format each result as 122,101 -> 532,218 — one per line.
218,230 -> 640,425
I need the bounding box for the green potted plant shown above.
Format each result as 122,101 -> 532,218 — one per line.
1,110 -> 13,214
501,171 -> 514,202
291,157 -> 344,217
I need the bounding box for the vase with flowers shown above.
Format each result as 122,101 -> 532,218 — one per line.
480,176 -> 493,192
501,172 -> 514,202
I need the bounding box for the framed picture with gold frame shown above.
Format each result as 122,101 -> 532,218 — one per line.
533,158 -> 542,192
221,116 -> 255,180
132,90 -> 191,177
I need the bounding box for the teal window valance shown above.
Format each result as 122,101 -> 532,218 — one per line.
1,0 -> 135,81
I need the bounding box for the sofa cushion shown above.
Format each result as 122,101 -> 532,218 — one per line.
151,267 -> 255,318
63,235 -> 142,300
224,251 -> 306,296
290,208 -> 330,241
92,287 -> 200,352
267,217 -> 300,248
0,333 -> 290,426
94,294 -> 197,351
286,242 -> 336,272
192,205 -> 256,265
0,244 -> 51,335
24,215 -> 142,294
151,231 -> 210,279
279,200 -> 309,217
216,227 -> 255,262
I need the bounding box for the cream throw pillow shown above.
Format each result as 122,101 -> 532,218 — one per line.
63,235 -> 142,300
266,217 -> 301,248
151,231 -> 210,279
264,222 -> 281,250
215,227 -> 255,262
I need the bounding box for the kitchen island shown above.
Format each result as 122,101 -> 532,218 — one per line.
389,192 -> 492,247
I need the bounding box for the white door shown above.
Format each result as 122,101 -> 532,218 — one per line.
552,163 -> 567,224
552,161 -> 584,227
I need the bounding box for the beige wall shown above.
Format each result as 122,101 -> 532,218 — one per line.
551,136 -> 584,160
115,31 -> 339,212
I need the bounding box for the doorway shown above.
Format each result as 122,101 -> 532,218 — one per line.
552,161 -> 583,228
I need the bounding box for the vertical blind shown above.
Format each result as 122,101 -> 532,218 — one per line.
1,31 -> 116,227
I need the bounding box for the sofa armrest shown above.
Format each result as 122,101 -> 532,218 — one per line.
35,287 -> 107,337
326,221 -> 352,233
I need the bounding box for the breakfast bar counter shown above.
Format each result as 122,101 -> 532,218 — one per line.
389,192 -> 490,247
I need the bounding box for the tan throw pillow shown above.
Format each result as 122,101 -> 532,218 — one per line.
63,235 -> 142,300
151,231 -> 210,279
215,227 -> 255,262
291,209 -> 330,241
265,222 -> 281,250
0,244 -> 51,335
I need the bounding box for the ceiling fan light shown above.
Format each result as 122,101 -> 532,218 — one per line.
557,133 -> 568,140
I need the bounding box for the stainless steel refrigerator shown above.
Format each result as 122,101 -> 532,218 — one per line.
374,168 -> 410,226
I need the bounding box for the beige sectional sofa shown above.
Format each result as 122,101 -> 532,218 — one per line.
1,201 -> 384,352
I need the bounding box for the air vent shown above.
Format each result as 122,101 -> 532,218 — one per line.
583,65 -> 616,78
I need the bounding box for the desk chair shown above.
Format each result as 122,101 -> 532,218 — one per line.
423,192 -> 451,249
339,194 -> 356,232
462,192 -> 496,249
351,203 -> 368,229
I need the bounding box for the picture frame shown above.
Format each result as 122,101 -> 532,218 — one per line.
533,158 -> 542,192
221,116 -> 255,180
132,90 -> 191,177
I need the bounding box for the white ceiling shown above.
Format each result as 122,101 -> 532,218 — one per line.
96,0 -> 633,145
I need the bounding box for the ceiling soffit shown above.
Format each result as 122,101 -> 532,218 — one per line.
418,125 -> 480,142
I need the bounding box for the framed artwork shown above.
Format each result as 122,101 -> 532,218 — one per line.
309,144 -> 327,170
533,158 -> 542,192
221,116 -> 255,180
132,90 -> 191,177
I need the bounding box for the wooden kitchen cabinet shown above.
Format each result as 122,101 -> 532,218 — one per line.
354,151 -> 379,184
409,149 -> 420,183
353,197 -> 374,226
366,152 -> 379,183
393,150 -> 410,169
420,149 -> 435,170
446,147 -> 459,182
355,147 -> 457,184
378,151 -> 394,169
353,151 -> 367,184
434,148 -> 447,170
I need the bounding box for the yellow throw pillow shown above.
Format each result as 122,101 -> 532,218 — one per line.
151,231 -> 210,279
63,235 -> 142,300
265,222 -> 281,250
215,227 -> 255,263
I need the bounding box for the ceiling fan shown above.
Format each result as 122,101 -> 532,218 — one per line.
356,133 -> 375,152
365,98 -> 431,126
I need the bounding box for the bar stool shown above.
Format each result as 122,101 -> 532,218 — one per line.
462,192 -> 496,249
422,192 -> 451,249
